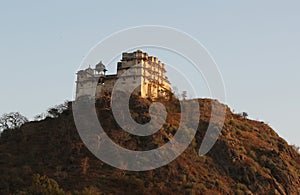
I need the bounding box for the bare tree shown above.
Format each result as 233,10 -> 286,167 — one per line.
172,86 -> 179,98
55,101 -> 69,113
181,91 -> 187,100
47,108 -> 60,118
47,101 -> 69,118
81,157 -> 89,175
0,112 -> 28,131
34,101 -> 69,121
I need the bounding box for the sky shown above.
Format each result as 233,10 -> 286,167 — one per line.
0,1 -> 299,146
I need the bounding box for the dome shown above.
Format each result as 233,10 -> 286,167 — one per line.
95,61 -> 107,72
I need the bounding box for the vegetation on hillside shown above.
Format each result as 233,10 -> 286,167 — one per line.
0,95 -> 299,194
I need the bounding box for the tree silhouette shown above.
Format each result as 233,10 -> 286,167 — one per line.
242,112 -> 248,119
181,91 -> 187,100
0,112 -> 28,131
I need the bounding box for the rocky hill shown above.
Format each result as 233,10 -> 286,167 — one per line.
0,96 -> 299,195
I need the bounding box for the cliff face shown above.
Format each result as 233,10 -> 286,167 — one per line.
0,96 -> 299,195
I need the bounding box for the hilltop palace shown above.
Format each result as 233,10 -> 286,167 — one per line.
75,50 -> 171,100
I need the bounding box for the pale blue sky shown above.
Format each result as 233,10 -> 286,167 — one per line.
0,1 -> 299,146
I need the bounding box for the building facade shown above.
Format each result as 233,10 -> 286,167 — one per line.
75,50 -> 171,99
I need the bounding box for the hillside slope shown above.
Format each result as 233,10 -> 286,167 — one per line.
0,96 -> 299,194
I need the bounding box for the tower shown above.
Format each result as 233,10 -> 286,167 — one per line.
95,61 -> 107,84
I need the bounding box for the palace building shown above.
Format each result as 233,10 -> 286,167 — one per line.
75,50 -> 171,99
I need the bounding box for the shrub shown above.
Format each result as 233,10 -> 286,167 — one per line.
184,182 -> 194,189
240,124 -> 252,132
197,183 -> 207,191
215,179 -> 223,187
235,189 -> 244,195
74,186 -> 100,195
236,182 -> 248,191
248,150 -> 257,161
235,129 -> 242,136
27,174 -> 65,195
229,119 -> 235,126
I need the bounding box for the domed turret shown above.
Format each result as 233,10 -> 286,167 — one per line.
95,61 -> 107,76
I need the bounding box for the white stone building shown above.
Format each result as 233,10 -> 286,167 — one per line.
75,50 -> 171,100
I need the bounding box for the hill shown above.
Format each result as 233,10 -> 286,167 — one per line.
0,96 -> 299,194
